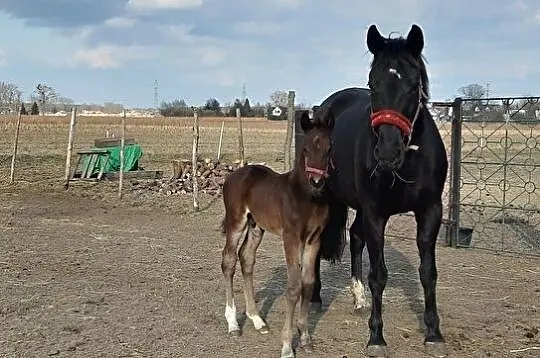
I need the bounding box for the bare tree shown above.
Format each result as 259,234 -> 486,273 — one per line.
0,81 -> 22,113
32,83 -> 57,115
459,83 -> 486,99
269,90 -> 289,107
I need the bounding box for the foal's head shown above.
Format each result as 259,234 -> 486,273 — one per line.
297,109 -> 334,196
366,24 -> 429,171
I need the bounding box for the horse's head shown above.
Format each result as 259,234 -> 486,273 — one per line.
366,24 -> 429,171
298,108 -> 334,195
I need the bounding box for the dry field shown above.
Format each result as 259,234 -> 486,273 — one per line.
0,115 -> 539,358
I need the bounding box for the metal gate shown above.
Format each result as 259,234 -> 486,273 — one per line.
447,97 -> 540,255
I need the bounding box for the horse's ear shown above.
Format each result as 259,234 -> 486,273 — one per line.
406,24 -> 424,57
300,110 -> 312,132
367,24 -> 385,55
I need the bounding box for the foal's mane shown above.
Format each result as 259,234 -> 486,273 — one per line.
370,35 -> 430,102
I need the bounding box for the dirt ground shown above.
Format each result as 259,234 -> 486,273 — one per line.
1,179 -> 538,358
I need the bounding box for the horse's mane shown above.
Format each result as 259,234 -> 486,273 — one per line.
370,36 -> 430,101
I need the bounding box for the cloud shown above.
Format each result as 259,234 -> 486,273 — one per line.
233,21 -> 283,36
276,0 -> 303,8
0,0 -> 126,28
198,47 -> 227,66
126,0 -> 203,11
105,17 -> 137,28
72,45 -> 154,69
0,49 -> 6,66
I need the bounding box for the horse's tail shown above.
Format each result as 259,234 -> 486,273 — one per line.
319,194 -> 348,263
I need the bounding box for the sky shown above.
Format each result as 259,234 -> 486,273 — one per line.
0,0 -> 539,108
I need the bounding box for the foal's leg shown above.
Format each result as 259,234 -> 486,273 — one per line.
221,215 -> 249,335
310,252 -> 322,312
238,225 -> 268,334
350,214 -> 368,313
415,201 -> 447,357
297,236 -> 321,352
363,214 -> 389,357
280,232 -> 303,358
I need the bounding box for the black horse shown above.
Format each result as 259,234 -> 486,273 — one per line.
312,24 -> 448,357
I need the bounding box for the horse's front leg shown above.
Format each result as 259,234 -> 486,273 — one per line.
350,213 -> 368,314
297,236 -> 321,352
280,231 -> 302,358
363,214 -> 389,357
415,201 -> 447,357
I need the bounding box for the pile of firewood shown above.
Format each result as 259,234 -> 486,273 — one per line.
132,158 -> 264,196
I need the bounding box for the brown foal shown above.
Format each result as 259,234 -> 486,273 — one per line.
220,109 -> 334,358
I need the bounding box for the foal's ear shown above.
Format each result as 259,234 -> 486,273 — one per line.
406,24 -> 424,57
367,24 -> 385,55
300,110 -> 313,132
324,108 -> 335,130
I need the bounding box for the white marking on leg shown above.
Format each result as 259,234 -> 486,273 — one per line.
225,301 -> 240,333
389,68 -> 402,79
247,312 -> 267,332
351,277 -> 367,309
281,343 -> 294,358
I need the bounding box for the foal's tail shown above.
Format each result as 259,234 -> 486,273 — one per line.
319,194 -> 348,263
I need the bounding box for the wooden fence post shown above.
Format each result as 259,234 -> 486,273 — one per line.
236,108 -> 245,166
192,110 -> 200,211
217,120 -> 225,162
118,109 -> 126,199
9,107 -> 22,184
284,90 -> 295,171
64,107 -> 77,188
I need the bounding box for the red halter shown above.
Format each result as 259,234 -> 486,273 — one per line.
369,76 -> 426,148
370,109 -> 412,136
305,164 -> 329,178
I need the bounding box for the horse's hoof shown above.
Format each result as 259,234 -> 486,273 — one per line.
228,329 -> 241,337
366,345 -> 388,357
257,326 -> 269,334
310,301 -> 322,313
425,341 -> 447,357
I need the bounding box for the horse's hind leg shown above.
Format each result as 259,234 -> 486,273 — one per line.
296,236 -> 321,353
350,214 -> 368,313
238,223 -> 268,334
221,212 -> 249,336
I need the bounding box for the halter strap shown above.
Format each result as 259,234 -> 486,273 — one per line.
370,76 -> 426,150
305,164 -> 329,178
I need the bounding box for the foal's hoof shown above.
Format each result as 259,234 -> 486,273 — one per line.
280,345 -> 295,358
310,301 -> 322,313
366,345 -> 388,357
256,325 -> 269,335
425,341 -> 448,357
301,342 -> 314,353
353,306 -> 369,316
228,329 -> 241,337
